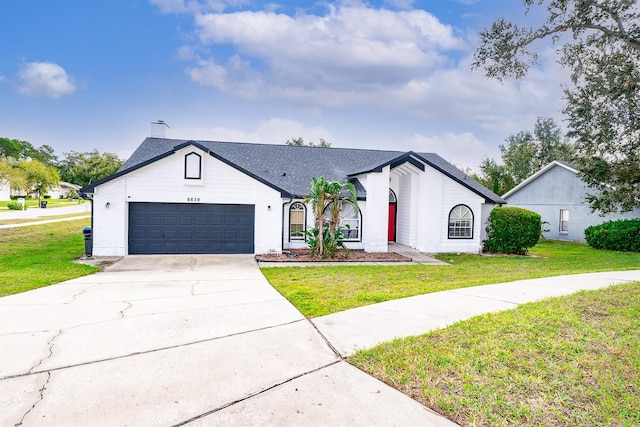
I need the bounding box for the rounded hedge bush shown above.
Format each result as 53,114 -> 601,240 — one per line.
7,201 -> 22,210
483,207 -> 541,255
584,219 -> 640,252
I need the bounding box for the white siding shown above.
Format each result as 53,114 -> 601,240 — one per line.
391,161 -> 488,254
394,174 -> 412,245
92,145 -> 282,256
436,177 -> 484,252
480,203 -> 496,241
93,177 -> 127,256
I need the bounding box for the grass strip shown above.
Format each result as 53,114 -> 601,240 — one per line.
350,282 -> 640,427
0,212 -> 90,225
262,240 -> 640,317
0,219 -> 99,296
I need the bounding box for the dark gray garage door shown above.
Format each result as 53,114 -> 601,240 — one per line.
128,203 -> 254,254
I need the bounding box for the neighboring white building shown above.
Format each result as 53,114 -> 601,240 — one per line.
81,138 -> 505,256
503,161 -> 640,242
0,180 -> 9,201
48,181 -> 81,199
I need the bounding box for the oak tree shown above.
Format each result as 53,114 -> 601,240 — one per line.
473,0 -> 640,212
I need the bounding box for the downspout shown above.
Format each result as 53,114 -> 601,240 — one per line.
81,192 -> 94,256
282,196 -> 293,253
81,192 -> 94,231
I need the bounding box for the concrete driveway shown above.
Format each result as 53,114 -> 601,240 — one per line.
0,255 -> 454,426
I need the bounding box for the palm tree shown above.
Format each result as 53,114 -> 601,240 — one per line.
327,181 -> 358,245
304,177 -> 358,258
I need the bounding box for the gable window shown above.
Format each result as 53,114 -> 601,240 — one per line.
448,204 -> 473,239
323,201 -> 361,241
560,209 -> 570,233
185,152 -> 202,180
289,202 -> 306,240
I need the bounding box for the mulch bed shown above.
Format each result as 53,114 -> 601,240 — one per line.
255,249 -> 412,263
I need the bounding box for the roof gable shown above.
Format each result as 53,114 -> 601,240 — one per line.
503,161 -> 578,199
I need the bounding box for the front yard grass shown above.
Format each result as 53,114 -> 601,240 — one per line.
262,240 -> 640,317
0,198 -> 88,211
350,282 -> 640,426
0,219 -> 99,297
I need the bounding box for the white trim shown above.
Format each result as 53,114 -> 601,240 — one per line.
503,161 -> 579,199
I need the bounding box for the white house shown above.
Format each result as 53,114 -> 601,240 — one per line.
48,181 -> 81,199
0,180 -> 9,201
503,161 -> 640,242
80,138 -> 505,256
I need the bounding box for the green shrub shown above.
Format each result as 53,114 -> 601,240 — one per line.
483,207 -> 541,255
584,219 -> 640,252
7,201 -> 22,210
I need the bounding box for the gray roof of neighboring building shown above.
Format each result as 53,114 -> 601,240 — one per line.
82,138 -> 505,204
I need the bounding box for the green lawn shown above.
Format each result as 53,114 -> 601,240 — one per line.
0,198 -> 88,211
262,241 -> 640,317
0,219 -> 99,296
350,282 -> 640,427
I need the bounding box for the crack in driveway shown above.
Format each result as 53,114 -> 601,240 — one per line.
171,360 -> 342,427
119,301 -> 133,318
27,330 -> 62,374
14,371 -> 51,426
2,319 -> 307,381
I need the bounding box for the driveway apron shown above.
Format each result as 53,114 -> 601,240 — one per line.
0,255 -> 455,427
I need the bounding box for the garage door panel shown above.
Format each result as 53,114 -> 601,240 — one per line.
179,216 -> 194,226
148,229 -> 163,239
193,230 -> 209,239
128,203 -> 254,254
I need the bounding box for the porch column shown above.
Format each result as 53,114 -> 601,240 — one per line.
363,166 -> 390,252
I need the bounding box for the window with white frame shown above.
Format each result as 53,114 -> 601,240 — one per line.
323,201 -> 361,240
289,202 -> 306,240
184,152 -> 202,179
448,205 -> 473,239
560,209 -> 570,233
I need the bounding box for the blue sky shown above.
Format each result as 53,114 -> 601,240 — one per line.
0,0 -> 568,170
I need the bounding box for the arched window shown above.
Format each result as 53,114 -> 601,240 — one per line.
323,201 -> 361,241
448,205 -> 473,239
389,189 -> 397,203
289,202 -> 306,240
184,152 -> 202,179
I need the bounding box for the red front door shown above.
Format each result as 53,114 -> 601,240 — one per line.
388,203 -> 396,241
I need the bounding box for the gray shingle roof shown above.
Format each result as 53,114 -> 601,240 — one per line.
83,137 -> 504,203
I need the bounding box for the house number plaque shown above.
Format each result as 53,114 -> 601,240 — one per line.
186,197 -> 201,202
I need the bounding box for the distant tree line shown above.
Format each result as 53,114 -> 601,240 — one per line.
286,137 -> 331,148
0,137 -> 124,199
472,117 -> 575,196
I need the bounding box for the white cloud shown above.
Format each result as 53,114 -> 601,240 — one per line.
408,132 -> 498,170
168,117 -> 333,145
187,5 -> 466,96
182,4 -> 566,125
17,61 -> 79,98
0,74 -> 5,82
186,55 -> 263,96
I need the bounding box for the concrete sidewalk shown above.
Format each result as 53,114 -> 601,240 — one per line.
313,270 -> 640,357
0,202 -> 90,220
